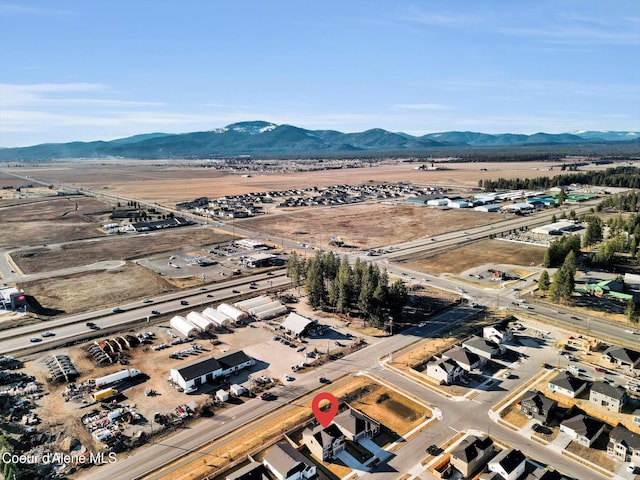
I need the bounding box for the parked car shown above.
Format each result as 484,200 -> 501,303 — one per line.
426,445 -> 442,455
627,463 -> 636,473
284,375 -> 294,382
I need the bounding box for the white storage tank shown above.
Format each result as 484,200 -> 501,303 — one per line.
170,315 -> 200,337
186,311 -> 214,331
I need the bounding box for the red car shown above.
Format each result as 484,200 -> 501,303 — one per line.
595,367 -> 607,373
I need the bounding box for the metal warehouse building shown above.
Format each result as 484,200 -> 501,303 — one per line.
170,350 -> 254,390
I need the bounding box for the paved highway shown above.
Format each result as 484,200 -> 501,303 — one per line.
0,271 -> 289,355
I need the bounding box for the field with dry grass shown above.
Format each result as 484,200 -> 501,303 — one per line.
3,159 -> 579,204
407,239 -> 546,275
13,228 -> 235,274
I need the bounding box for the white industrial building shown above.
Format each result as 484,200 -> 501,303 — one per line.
235,295 -> 272,311
202,307 -> 233,327
501,202 -> 535,214
235,296 -> 288,320
447,200 -> 472,208
281,312 -> 314,338
186,311 -> 215,331
170,350 -> 254,390
170,316 -> 200,337
427,198 -> 448,207
218,303 -> 248,323
531,220 -> 581,236
474,204 -> 500,213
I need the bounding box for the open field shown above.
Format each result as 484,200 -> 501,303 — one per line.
244,203 -> 499,251
19,264 -> 177,315
404,239 -> 546,275
3,160 -> 580,204
13,227 -> 236,274
0,195 -> 111,248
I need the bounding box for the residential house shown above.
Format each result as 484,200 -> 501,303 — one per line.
333,407 -> 380,441
426,358 -> 463,385
303,424 -> 345,461
487,448 -> 526,480
462,336 -> 504,360
559,414 -> 605,447
450,435 -> 494,477
607,424 -> 640,463
442,347 -> 482,372
589,381 -> 628,412
263,443 -> 317,480
521,468 -> 565,480
603,346 -> 640,370
547,372 -> 588,398
483,322 -> 514,344
520,390 -> 557,423
226,461 -> 268,480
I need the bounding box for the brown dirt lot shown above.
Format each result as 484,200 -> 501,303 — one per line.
19,264 -> 177,315
0,195 -> 111,248
13,227 -> 236,274
406,239 -> 546,275
244,203 -> 500,251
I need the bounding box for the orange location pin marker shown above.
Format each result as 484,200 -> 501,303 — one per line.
311,392 -> 339,427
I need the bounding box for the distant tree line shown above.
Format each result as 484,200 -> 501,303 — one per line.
479,166 -> 640,191
286,251 -> 408,329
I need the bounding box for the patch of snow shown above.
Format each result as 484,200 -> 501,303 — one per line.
259,125 -> 277,133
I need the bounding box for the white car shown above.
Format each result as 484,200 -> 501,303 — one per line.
417,322 -> 426,328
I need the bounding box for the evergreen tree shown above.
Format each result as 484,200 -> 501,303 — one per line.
538,270 -> 550,291
583,218 -> 603,247
625,299 -> 638,324
305,258 -> 325,308
286,251 -> 303,287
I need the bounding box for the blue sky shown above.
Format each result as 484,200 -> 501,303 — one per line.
1,0 -> 639,147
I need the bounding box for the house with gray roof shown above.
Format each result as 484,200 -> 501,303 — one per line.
333,407 -> 380,441
520,390 -> 557,423
547,372 -> 588,398
263,443 -> 316,480
442,347 -> 482,371
226,461 -> 268,480
603,346 -> 640,369
487,448 -> 526,480
450,435 -> 494,477
303,424 -> 345,461
589,381 -> 628,412
463,336 -> 504,360
559,414 -> 605,447
607,424 -> 640,463
426,358 -> 463,385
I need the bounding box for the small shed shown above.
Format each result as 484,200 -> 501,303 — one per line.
216,389 -> 229,402
230,384 -> 246,396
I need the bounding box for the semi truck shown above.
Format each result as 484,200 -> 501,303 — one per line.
94,368 -> 142,389
93,387 -> 118,401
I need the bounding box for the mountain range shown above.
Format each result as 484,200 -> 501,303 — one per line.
1,121 -> 638,161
